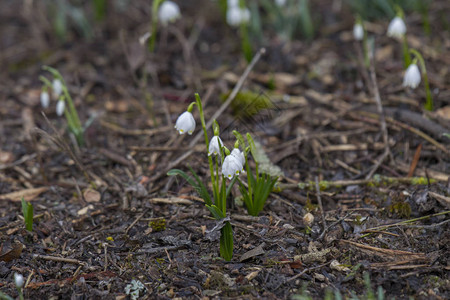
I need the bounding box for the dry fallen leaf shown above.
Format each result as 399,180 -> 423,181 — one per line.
0,150 -> 14,164
0,242 -> 23,262
435,106 -> 450,120
77,204 -> 94,216
0,187 -> 48,202
83,188 -> 101,203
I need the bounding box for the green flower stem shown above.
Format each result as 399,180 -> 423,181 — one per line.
244,153 -> 253,203
194,93 -> 218,208
149,0 -> 165,52
240,22 -> 252,63
362,26 -> 370,68
410,49 -> 433,111
402,35 -> 411,68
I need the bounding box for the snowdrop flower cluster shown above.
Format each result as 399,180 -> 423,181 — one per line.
174,111 -> 196,135
353,23 -> 364,41
403,63 -> 421,89
226,0 -> 250,27
387,16 -> 406,39
40,78 -> 66,116
158,1 -> 181,26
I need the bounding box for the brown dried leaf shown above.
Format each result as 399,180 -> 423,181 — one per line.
83,188 -> 101,203
239,243 -> 265,262
0,242 -> 23,262
0,187 -> 48,202
0,150 -> 14,164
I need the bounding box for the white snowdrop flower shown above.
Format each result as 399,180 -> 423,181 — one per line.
403,63 -> 421,89
52,79 -> 63,97
226,6 -> 250,27
222,154 -> 242,179
158,1 -> 181,26
40,91 -> 50,108
387,16 -> 406,39
174,111 -> 196,135
56,99 -> 65,116
208,136 -> 223,156
230,148 -> 245,171
353,23 -> 364,41
275,0 -> 287,7
14,273 -> 24,288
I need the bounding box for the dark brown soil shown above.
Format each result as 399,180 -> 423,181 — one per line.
0,1 -> 449,299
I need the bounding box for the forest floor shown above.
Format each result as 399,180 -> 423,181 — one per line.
0,0 -> 449,299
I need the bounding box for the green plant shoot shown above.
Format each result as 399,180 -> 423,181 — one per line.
21,197 -> 33,232
233,131 -> 278,216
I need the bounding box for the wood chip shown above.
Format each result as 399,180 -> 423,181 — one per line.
240,243 -> 265,262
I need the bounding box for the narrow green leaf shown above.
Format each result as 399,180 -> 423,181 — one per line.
220,222 -> 233,261
206,205 -> 226,220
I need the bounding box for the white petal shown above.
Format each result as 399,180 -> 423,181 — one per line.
208,136 -> 223,156
40,91 -> 50,108
52,79 -> 63,97
387,17 -> 406,39
14,273 -> 24,288
159,1 -> 181,25
403,64 -> 421,89
226,6 -> 250,27
175,111 -> 196,135
222,154 -> 242,179
56,99 -> 65,116
353,23 -> 364,40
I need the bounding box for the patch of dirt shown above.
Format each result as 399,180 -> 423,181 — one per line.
0,0 -> 449,299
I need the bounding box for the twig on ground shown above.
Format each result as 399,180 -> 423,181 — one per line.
366,60 -> 391,179
125,209 -> 149,234
32,254 -> 84,265
359,210 -> 450,238
275,176 -> 440,192
284,262 -> 330,284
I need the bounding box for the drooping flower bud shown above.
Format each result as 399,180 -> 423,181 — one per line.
174,111 -> 196,135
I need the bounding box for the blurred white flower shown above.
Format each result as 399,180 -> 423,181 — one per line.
387,16 -> 406,39
208,136 -> 223,156
52,79 -> 63,97
14,273 -> 24,288
275,0 -> 287,7
174,111 -> 196,135
353,23 -> 364,41
226,6 -> 250,27
40,91 -> 50,108
403,63 -> 421,89
56,99 -> 65,116
158,1 -> 181,26
230,148 -> 245,171
222,154 -> 242,179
